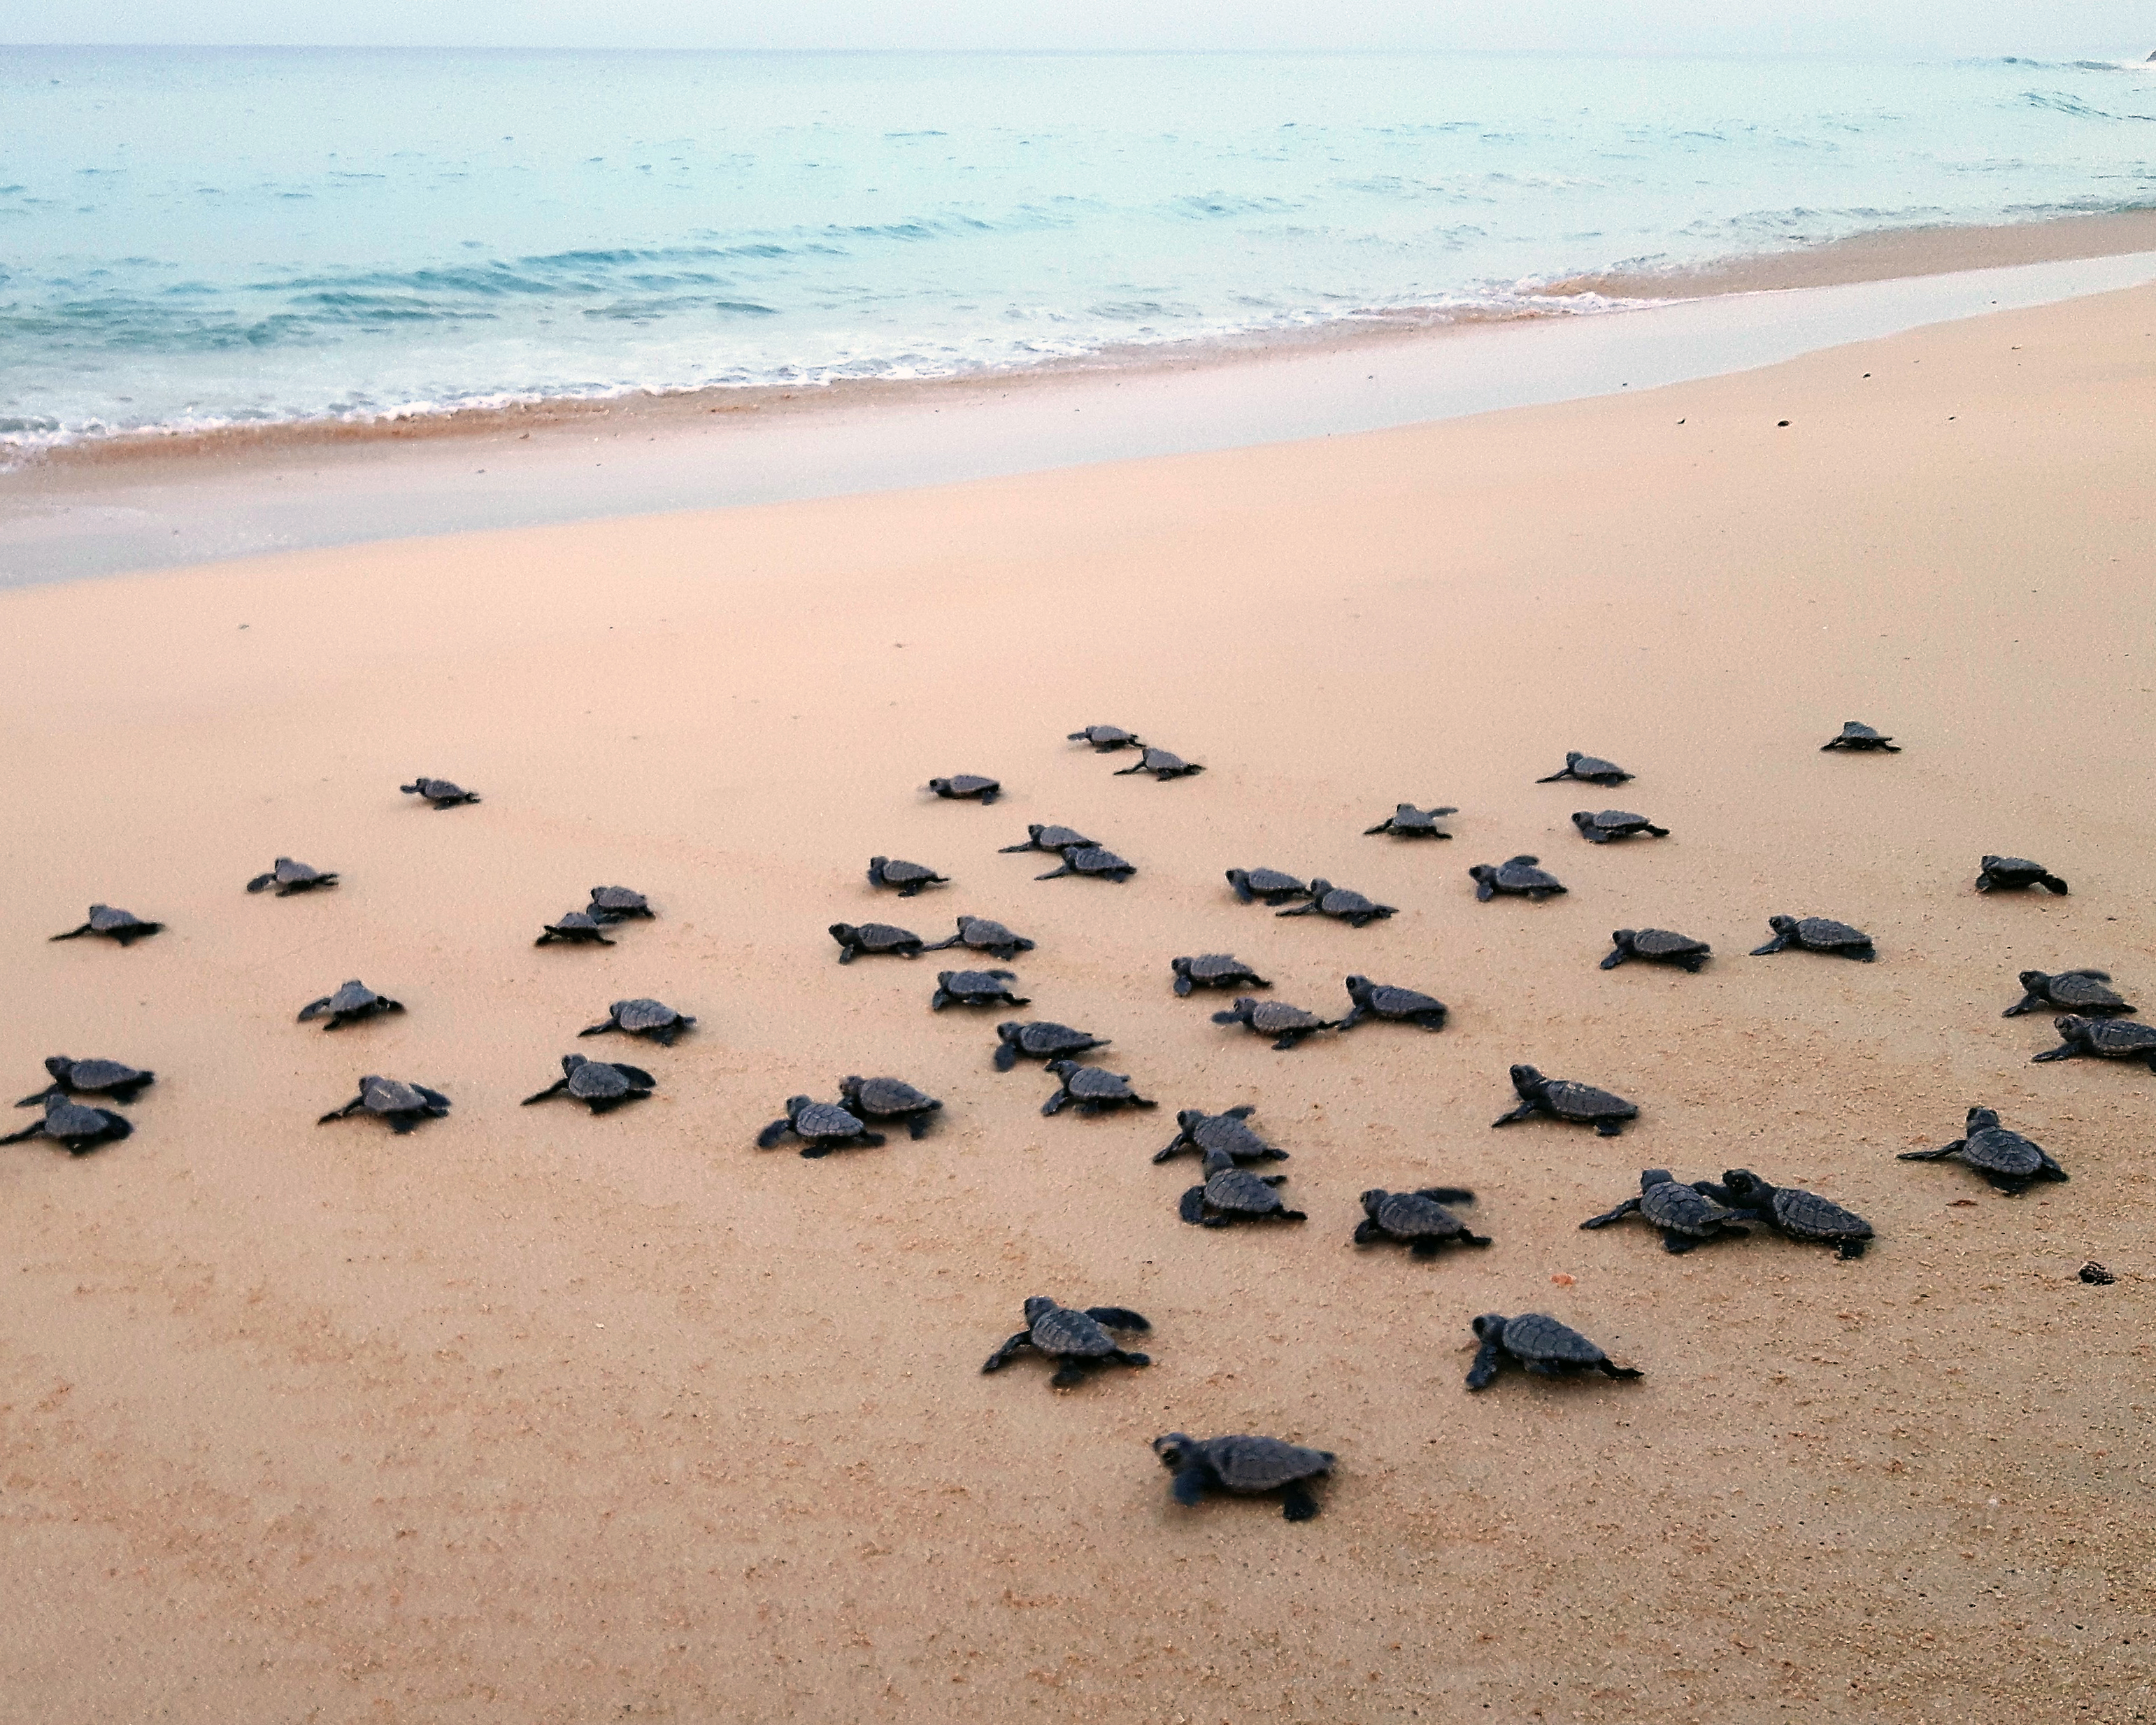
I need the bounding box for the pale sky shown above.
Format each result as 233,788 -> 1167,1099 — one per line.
0,0 -> 2150,55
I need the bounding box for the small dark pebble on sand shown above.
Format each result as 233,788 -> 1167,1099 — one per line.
2078,1261 -> 2115,1286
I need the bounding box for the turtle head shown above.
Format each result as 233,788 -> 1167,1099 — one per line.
1176,1108 -> 1206,1131
1570,811 -> 1594,831
1965,1105 -> 2002,1130
561,1054 -> 588,1074
1508,1064 -> 1545,1094
1641,1168 -> 1674,1191
1022,1295 -> 1057,1325
1611,930 -> 1637,949
44,1056 -> 73,1079
1471,1313 -> 1510,1342
994,1021 -> 1022,1041
927,779 -> 950,794
1469,865 -> 1497,886
1199,1146 -> 1236,1177
1044,1059 -> 1076,1078
838,1075 -> 864,1101
1564,752 -> 1584,767
1170,956 -> 1192,974
1343,975 -> 1373,1002
1307,879 -> 1334,897
1224,869 -> 1248,887
1766,914 -> 1799,935
1152,1433 -> 1195,1470
829,923 -> 859,942
1719,1168 -> 1766,1199
934,972 -> 957,988
1359,1188 -> 1389,1216
869,856 -> 890,872
783,1094 -> 815,1121
1026,824 -> 1047,840
2051,1016 -> 2090,1038
2016,969 -> 2053,991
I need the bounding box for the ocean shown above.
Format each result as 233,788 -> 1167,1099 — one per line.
2,47 -> 2152,455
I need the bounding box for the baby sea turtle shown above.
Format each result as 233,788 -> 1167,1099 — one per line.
1750,915 -> 1875,960
401,777 -> 479,808
982,1297 -> 1151,1387
829,921 -> 924,963
1536,752 -> 1632,785
535,909 -> 614,946
1603,928 -> 1712,972
50,905 -> 163,946
1041,1059 -> 1155,1117
587,886 -> 654,921
757,1096 -> 885,1156
924,915 -> 1036,960
1178,1145 -> 1306,1225
521,1054 -> 655,1113
994,1021 -> 1110,1071
18,1056 -> 155,1107
1693,1170 -> 1873,1258
1820,722 -> 1899,753
1466,1312 -> 1642,1390
1354,1187 -> 1489,1254
1898,1106 -> 2069,1193
1365,803 -> 1458,839
999,823 -> 1098,855
1172,953 -> 1270,995
1035,843 -> 1135,882
931,968 -> 1029,1010
1152,1105 -> 1288,1165
1153,1433 -> 1334,1521
2031,1015 -> 2156,1071
867,856 -> 949,897
1470,856 -> 1566,902
1226,867 -> 1310,907
1114,746 -> 1204,781
1580,1169 -> 1749,1254
1339,976 -> 1448,1032
838,1074 -> 944,1138
1068,725 -> 1144,751
1211,997 -> 1341,1051
297,979 -> 405,1031
1571,809 -> 1669,844
1977,856 -> 2069,895
1492,1064 -> 1638,1135
2004,970 -> 2133,1018
1276,880 -> 1396,927
579,998 -> 695,1046
0,1095 -> 132,1153
317,1076 -> 450,1134
927,774 -> 1001,804
246,858 -> 338,895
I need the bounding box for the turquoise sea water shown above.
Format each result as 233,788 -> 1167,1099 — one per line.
2,48 -> 2152,451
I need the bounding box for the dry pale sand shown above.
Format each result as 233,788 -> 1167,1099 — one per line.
3,285 -> 2153,1725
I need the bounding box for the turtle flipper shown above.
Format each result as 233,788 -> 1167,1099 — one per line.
1280,1480 -> 1320,1521
1352,1219 -> 1383,1246
0,1120 -> 45,1144
755,1118 -> 794,1149
296,995 -> 334,1022
1597,1360 -> 1644,1381
14,1086 -> 59,1108
2029,1044 -> 2076,1063
1111,1349 -> 1149,1368
317,1096 -> 363,1124
1178,1187 -> 1208,1223
1465,1341 -> 1507,1390
1896,1142 -> 1961,1160
1410,1237 -> 1443,1259
1580,1198 -> 1643,1229
1417,1187 -> 1476,1204
1033,861 -> 1074,880
2036,1153 -> 2070,1181
2001,994 -> 2041,1017
1171,1464 -> 1211,1507
246,872 -> 276,893
1659,1229 -> 1699,1254
1836,1239 -> 1869,1260
1049,1359 -> 1088,1389
980,1332 -> 1034,1372
1085,1307 -> 1150,1332
1749,935 -> 1790,956
1594,1118 -> 1626,1136
1273,902 -> 1318,917
1490,1103 -> 1539,1128
521,1080 -> 569,1105
2039,873 -> 2069,895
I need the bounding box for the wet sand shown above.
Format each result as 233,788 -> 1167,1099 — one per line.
2,281 -> 2152,1724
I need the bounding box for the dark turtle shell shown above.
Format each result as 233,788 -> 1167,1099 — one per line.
1173,953 -> 1267,992
536,910 -> 613,944
1203,1165 -> 1290,1213
936,968 -> 1027,1006
1821,722 -> 1897,751
1345,978 -> 1445,1019
1029,1305 -> 1121,1357
1059,1065 -> 1138,1101
1573,809 -> 1666,841
869,856 -> 946,891
1192,1435 -> 1334,1492
1959,1124 -> 2046,1178
2012,971 -> 2129,1015
830,921 -> 922,958
996,1021 -> 1108,1066
1366,803 -> 1457,836
1227,867 -> 1308,903
24,1056 -> 153,1105
402,777 -> 478,803
563,1057 -> 650,1102
1306,882 -> 1392,918
1762,1187 -> 1872,1244
1471,856 -> 1566,898
1497,1312 -> 1606,1365
1068,725 -> 1141,751
1001,823 -> 1097,853
1117,746 -> 1202,779
1787,916 -> 1870,949
2056,1016 -> 2156,1058
929,775 -> 1001,802
52,904 -> 164,943
792,1101 -> 869,1140
1537,752 -> 1631,783
841,1075 -> 940,1117
1043,845 -> 1134,879
1608,928 -> 1711,968
298,979 -> 404,1027
1368,1191 -> 1471,1239
939,916 -> 1034,953
1218,1000 -> 1329,1036
1638,1178 -> 1734,1235
1186,1110 -> 1280,1162
607,998 -> 692,1037
587,886 -> 653,919
248,857 -> 337,894
1542,1079 -> 1636,1121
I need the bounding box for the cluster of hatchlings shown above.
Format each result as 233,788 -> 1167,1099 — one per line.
22,722 -> 2139,1521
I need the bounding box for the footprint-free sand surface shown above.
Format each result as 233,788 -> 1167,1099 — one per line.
3,283 -> 2151,1724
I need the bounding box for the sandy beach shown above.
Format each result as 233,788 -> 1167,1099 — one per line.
3,276 -> 2153,1724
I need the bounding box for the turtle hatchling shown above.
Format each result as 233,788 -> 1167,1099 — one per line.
924,915 -> 1036,960
1820,722 -> 1899,753
1899,1106 -> 2069,1193
2032,1015 -> 2156,1071
1750,915 -> 1875,961
1178,1145 -> 1306,1226
982,1297 -> 1151,1387
1041,1059 -> 1155,1118
867,856 -> 949,897
401,776 -> 479,808
535,909 -> 614,946
1466,1312 -> 1642,1391
247,858 -> 338,895
50,905 -> 163,946
1113,746 -> 1204,781
1492,1064 -> 1638,1135
1225,867 -> 1311,906
1276,880 -> 1396,927
1068,725 -> 1144,752
1153,1433 -> 1334,1521
1694,1169 -> 1873,1259
587,886 -> 654,921
1365,803 -> 1458,839
756,1096 -> 886,1156
317,1076 -> 450,1134
1172,953 -> 1270,995
1355,1187 -> 1490,1255
927,774 -> 1001,804
521,1054 -> 655,1113
1340,975 -> 1448,1032
19,1057 -> 155,1107
1035,843 -> 1135,882
0,1095 -> 132,1154
838,1074 -> 943,1138
829,921 -> 924,963
1572,809 -> 1669,844
1152,1105 -> 1288,1165
1536,752 -> 1632,785
994,1020 -> 1109,1071
931,968 -> 1029,1010
1976,856 -> 2069,895
1470,856 -> 1566,902
297,979 -> 405,1031
1603,928 -> 1711,972
1211,997 -> 1340,1051
579,998 -> 695,1046
999,823 -> 1098,855
1580,1169 -> 1750,1254
2004,970 -> 2134,1018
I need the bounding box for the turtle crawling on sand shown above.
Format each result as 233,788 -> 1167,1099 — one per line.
1470,856 -> 1566,902
587,886 -> 655,922
401,777 -> 479,808
1580,1168 -> 1748,1254
1153,1433 -> 1334,1521
1536,752 -> 1632,785
521,1054 -> 655,1113
247,858 -> 338,895
1114,746 -> 1204,781
756,1096 -> 885,1156
1976,856 -> 2069,895
17,1056 -> 155,1108
1750,915 -> 1874,961
867,856 -> 949,897
927,774 -> 1001,804
924,916 -> 1036,960
317,1076 -> 450,1134
838,1074 -> 943,1139
1276,880 -> 1395,927
829,921 -> 924,963
1692,1169 -> 1873,1258
2031,1015 -> 2156,1070
999,823 -> 1098,855
50,905 -> 163,946
535,909 -> 614,946
1068,725 -> 1143,752
1225,868 -> 1310,907
1211,997 -> 1341,1051
1365,803 -> 1457,839
1571,809 -> 1669,844
994,1020 -> 1109,1071
0,1095 -> 133,1154
1172,953 -> 1270,995
1603,928 -> 1712,972
1152,1105 -> 1288,1165
1355,1187 -> 1489,1254
982,1297 -> 1151,1387
1466,1312 -> 1642,1390
297,979 -> 405,1031
1036,844 -> 1136,882
1178,1146 -> 1306,1226
1041,1059 -> 1154,1118
579,998 -> 694,1045
1820,722 -> 1899,753
1339,975 -> 1448,1032
1898,1106 -> 2068,1194
2002,970 -> 2133,1018
931,969 -> 1029,1011
1492,1064 -> 1637,1135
